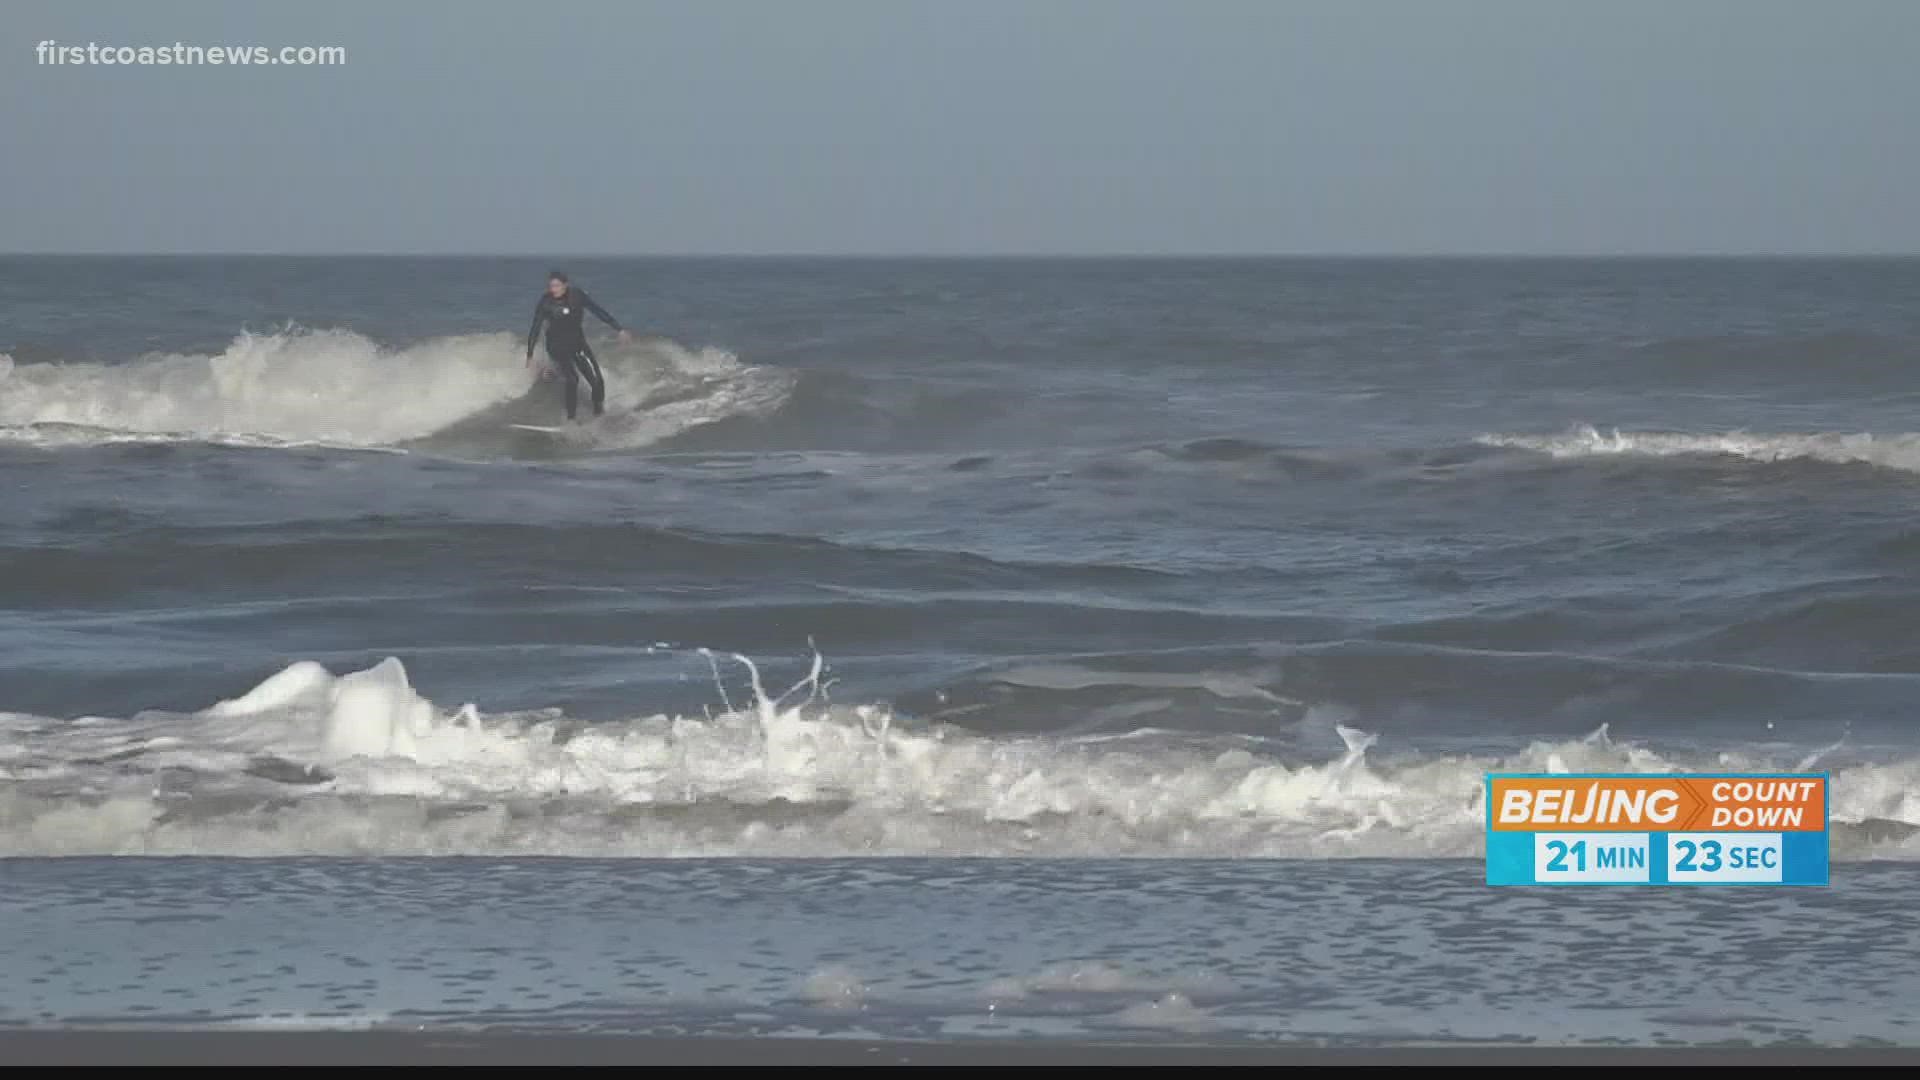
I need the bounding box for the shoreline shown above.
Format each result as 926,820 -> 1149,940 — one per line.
2,1032 -> 1915,1066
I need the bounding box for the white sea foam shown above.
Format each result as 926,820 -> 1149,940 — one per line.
1480,425 -> 1920,473
0,330 -> 789,451
799,967 -> 870,1011
0,331 -> 527,445
983,963 -> 1235,1001
1,656 -> 1915,858
1099,992 -> 1220,1033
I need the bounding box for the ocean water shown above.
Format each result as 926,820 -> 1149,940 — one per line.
4,256 -> 1920,1043
5,859 -> 1916,1045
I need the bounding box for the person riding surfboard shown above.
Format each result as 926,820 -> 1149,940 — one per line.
525,270 -> 631,421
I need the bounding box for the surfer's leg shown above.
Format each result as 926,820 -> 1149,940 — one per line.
576,345 -> 606,416
549,347 -> 581,420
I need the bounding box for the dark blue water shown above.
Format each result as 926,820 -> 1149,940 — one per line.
3,257 -> 1919,857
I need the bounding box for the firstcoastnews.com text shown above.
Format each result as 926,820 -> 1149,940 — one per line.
36,41 -> 347,67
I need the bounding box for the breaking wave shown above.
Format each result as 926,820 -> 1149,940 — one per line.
2,656 -> 1914,858
1480,425 -> 1920,473
0,329 -> 791,452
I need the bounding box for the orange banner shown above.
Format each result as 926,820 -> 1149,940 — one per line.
1488,775 -> 1825,833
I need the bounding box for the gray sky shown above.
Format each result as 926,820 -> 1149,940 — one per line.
4,0 -> 1917,255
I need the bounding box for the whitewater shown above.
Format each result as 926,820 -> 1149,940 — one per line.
0,327 -> 792,451
1479,424 -> 1920,474
3,653 -> 1915,858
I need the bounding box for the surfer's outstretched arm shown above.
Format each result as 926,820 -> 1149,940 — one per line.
525,300 -> 547,365
576,289 -> 621,331
577,289 -> 632,342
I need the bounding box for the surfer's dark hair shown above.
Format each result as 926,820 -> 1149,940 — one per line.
548,270 -> 569,283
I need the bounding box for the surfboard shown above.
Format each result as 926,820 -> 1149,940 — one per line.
509,424 -> 563,434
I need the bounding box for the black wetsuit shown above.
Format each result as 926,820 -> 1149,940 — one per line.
526,287 -> 622,420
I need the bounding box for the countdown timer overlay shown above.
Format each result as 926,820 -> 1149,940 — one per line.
1484,774 -> 1828,887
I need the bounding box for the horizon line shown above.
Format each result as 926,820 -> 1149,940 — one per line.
5,250 -> 1920,260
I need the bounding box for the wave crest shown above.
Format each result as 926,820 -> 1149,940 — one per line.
0,329 -> 789,451
1480,425 -> 1920,473
2,656 -> 1914,858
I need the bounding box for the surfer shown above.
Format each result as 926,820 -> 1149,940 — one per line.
525,270 -> 632,421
